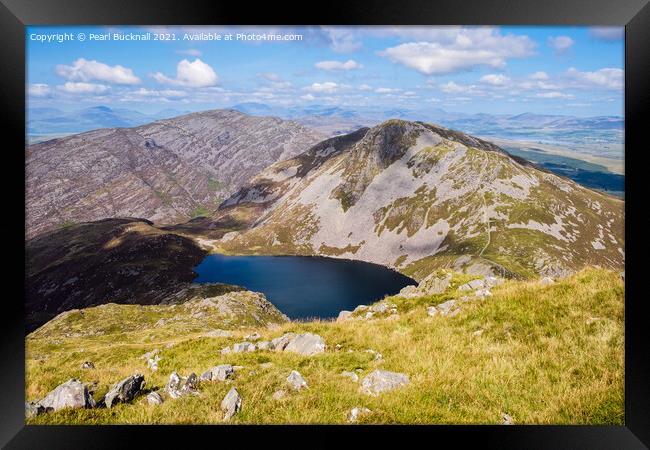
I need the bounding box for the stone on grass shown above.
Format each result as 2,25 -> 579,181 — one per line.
203,329 -> 232,338
360,370 -> 409,395
341,371 -> 359,382
166,371 -> 199,399
436,300 -> 458,316
337,310 -> 353,322
221,387 -> 242,421
540,276 -> 554,286
232,342 -> 256,353
103,374 -> 146,408
502,413 -> 514,425
427,306 -> 438,317
271,333 -> 296,352
348,406 -> 371,423
25,401 -> 49,418
257,341 -> 272,351
38,379 -> 95,411
81,361 -> 95,369
272,389 -> 287,400
244,332 -> 261,341
286,370 -> 308,390
200,364 -> 234,382
146,391 -> 164,405
221,346 -> 232,355
283,333 -> 326,356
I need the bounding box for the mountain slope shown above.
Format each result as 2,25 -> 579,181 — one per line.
26,110 -> 326,238
189,119 -> 624,280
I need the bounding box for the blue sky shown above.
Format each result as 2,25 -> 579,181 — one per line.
26,26 -> 624,117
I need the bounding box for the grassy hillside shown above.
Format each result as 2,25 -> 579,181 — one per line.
26,267 -> 623,425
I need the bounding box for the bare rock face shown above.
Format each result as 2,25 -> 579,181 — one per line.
38,379 -> 95,411
360,370 -> 409,395
26,109 -> 325,238
102,374 -> 146,408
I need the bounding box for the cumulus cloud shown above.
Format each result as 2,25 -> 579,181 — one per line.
480,74 -> 510,86
439,81 -> 475,94
57,82 -> 110,94
28,83 -> 52,97
548,36 -> 575,54
303,82 -> 339,93
133,88 -> 187,99
56,58 -> 140,85
379,28 -> 535,75
566,67 -> 623,89
152,59 -> 219,88
589,27 -> 624,41
529,71 -> 549,80
358,84 -> 372,91
320,27 -> 363,53
300,94 -> 315,101
374,87 -> 401,94
314,59 -> 362,70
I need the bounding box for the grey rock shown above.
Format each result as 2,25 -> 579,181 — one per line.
38,379 -> 95,411
337,310 -> 353,322
200,364 -> 234,382
427,306 -> 438,317
502,413 -> 514,425
232,342 -> 256,353
256,341 -> 272,351
540,276 -> 555,285
244,332 -> 261,341
348,406 -> 371,423
203,329 -> 233,338
25,401 -> 50,418
103,374 -> 146,408
341,371 -> 359,382
146,391 -> 164,405
272,389 -> 287,400
271,333 -> 296,352
221,346 -> 232,355
81,361 -> 95,369
436,300 -> 458,316
141,349 -> 160,360
360,370 -> 409,395
286,370 -> 308,390
221,387 -> 242,421
283,333 -> 326,356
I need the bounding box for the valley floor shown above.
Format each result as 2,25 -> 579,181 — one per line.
26,267 -> 623,425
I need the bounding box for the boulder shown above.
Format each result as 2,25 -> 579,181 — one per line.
459,278 -> 486,291
286,370 -> 308,390
147,355 -> 161,371
81,361 -> 95,369
341,371 -> 359,382
221,387 -> 242,421
474,288 -> 492,299
257,341 -> 272,351
540,276 -> 555,286
200,364 -> 234,382
244,332 -> 261,341
337,310 -> 353,322
232,342 -> 256,353
220,346 -> 232,355
502,413 -> 514,425
418,272 -> 452,294
283,333 -> 326,356
146,391 -> 164,405
166,371 -> 198,399
360,370 -> 409,395
25,401 -> 50,418
102,374 -> 145,408
348,406 -> 371,423
272,389 -> 287,400
38,379 -> 95,411
427,306 -> 438,317
141,349 -> 160,360
271,333 -> 296,352
436,299 -> 458,316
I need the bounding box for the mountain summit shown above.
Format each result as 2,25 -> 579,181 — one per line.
186,119 -> 623,280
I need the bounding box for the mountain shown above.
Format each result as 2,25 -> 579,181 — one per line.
26,110 -> 326,238
177,119 -> 624,280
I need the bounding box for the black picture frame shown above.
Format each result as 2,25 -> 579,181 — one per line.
1,0 -> 648,448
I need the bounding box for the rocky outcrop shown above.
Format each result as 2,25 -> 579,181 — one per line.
283,333 -> 326,356
360,370 -> 409,395
166,372 -> 199,399
221,387 -> 242,421
37,379 -> 95,411
200,364 -> 234,382
102,374 -> 146,408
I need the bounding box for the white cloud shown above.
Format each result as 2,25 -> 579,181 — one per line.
440,81 -> 472,94
28,83 -> 51,97
589,27 -> 624,41
548,36 -> 575,53
58,82 -> 110,94
56,58 -> 140,85
358,84 -> 372,91
379,28 -> 535,75
133,88 -> 187,98
303,82 -> 339,93
535,91 -> 573,99
529,71 -> 549,80
566,67 -> 623,89
175,48 -> 202,56
314,59 -> 362,70
320,27 -> 362,53
480,74 -> 510,86
152,59 -> 218,88
300,94 -> 315,101
374,87 -> 401,94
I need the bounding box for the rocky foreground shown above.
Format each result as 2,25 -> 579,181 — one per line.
26,267 -> 624,424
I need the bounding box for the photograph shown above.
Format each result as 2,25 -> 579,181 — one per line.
21,24 -> 630,426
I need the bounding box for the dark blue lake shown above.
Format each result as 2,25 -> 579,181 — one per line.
192,254 -> 416,320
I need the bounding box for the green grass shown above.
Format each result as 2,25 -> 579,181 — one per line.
26,267 -> 623,425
